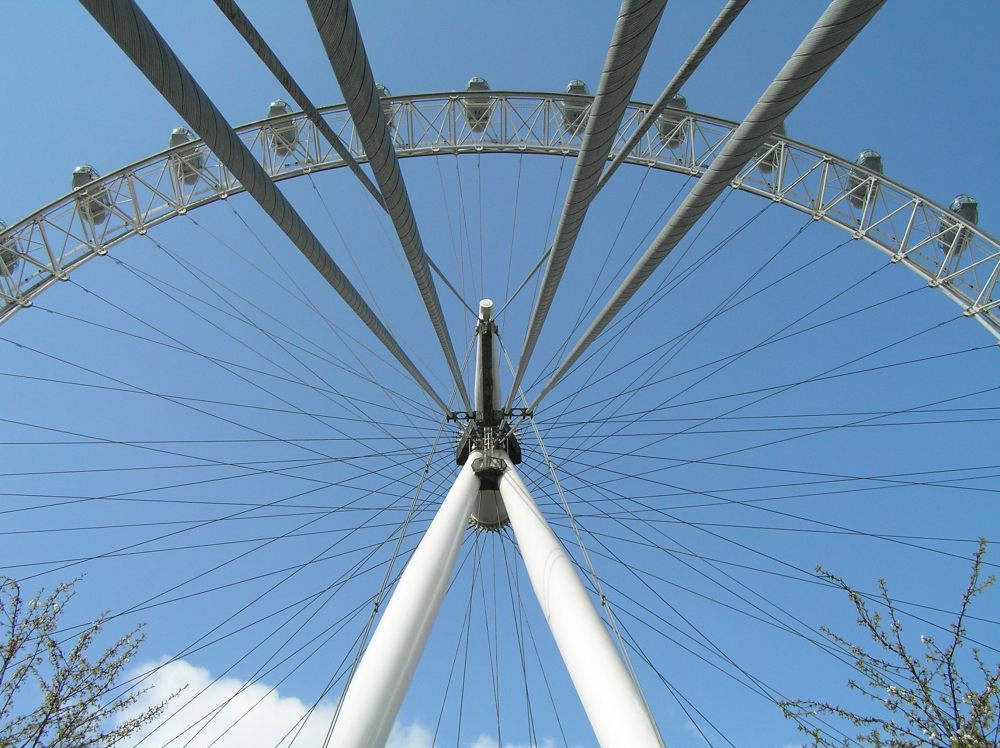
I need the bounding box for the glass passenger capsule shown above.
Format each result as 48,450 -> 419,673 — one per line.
848,149 -> 883,208
755,122 -> 786,174
937,194 -> 979,255
71,165 -> 111,225
375,84 -> 394,129
168,127 -> 204,186
265,100 -> 299,157
562,79 -> 589,134
0,219 -> 19,278
463,76 -> 492,133
656,92 -> 688,149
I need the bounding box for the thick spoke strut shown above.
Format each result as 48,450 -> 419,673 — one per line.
595,0 -> 751,192
308,0 -> 473,413
533,0 -> 888,411
79,0 -> 452,415
505,0 -> 667,412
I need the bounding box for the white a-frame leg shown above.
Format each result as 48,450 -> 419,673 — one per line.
498,454 -> 664,748
327,452 -> 664,748
326,460 -> 481,748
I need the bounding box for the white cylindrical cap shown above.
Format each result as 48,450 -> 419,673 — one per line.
479,298 -> 494,321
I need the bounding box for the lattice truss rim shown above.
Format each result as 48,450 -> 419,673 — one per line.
2,91 -> 997,338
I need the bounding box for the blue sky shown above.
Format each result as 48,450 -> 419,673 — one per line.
1,2 -> 999,747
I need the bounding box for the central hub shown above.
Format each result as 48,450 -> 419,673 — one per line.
470,451 -> 508,532
455,299 -> 522,532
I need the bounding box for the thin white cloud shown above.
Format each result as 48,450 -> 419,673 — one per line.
117,659 -> 433,748
386,721 -> 434,748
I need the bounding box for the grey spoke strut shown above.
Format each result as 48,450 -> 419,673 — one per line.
212,0 -> 383,206
214,0 -> 475,317
79,0 -> 452,415
504,0 -> 667,414
308,0 -> 473,414
595,0 -> 751,192
533,0 -> 887,411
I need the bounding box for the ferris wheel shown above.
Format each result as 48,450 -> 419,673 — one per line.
1,1 -> 998,747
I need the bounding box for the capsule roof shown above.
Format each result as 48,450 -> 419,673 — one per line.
667,92 -> 687,109
855,149 -> 883,173
267,100 -> 292,117
169,127 -> 195,147
950,194 -> 979,224
375,83 -> 391,98
566,80 -> 589,95
71,164 -> 101,191
72,165 -> 100,184
467,76 -> 489,91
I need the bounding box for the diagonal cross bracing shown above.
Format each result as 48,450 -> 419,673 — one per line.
308,0 -> 473,414
532,0 -> 887,411
212,0 -> 384,206
595,0 -> 750,192
504,0 -> 667,413
79,0 -> 452,415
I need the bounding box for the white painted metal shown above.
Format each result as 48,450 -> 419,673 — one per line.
497,453 -> 665,748
327,460 -> 481,748
3,93 -> 998,340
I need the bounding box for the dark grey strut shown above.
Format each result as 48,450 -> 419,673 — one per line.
504,0 -> 668,413
212,0 -> 475,318
595,0 -> 751,192
308,0 -> 473,413
79,0 -> 453,415
532,0 -> 887,411
212,0 -> 383,205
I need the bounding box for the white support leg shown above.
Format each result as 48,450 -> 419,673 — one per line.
498,454 -> 665,748
328,460 -> 481,748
